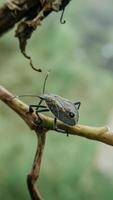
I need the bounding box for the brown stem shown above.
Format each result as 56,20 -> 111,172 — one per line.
27,132 -> 46,200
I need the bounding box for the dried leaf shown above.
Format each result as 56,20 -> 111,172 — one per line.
15,21 -> 42,72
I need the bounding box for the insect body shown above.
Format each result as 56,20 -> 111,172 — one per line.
27,73 -> 81,134
39,94 -> 80,126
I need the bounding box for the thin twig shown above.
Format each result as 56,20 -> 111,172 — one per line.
27,132 -> 46,200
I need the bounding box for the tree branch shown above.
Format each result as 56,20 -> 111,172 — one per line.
0,85 -> 113,146
1,85 -> 113,199
0,0 -> 71,36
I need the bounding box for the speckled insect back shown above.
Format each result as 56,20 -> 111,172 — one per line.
41,94 -> 80,126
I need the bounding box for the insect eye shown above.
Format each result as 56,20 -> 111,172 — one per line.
69,112 -> 75,118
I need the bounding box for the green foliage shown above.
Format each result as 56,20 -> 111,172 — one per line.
0,0 -> 113,199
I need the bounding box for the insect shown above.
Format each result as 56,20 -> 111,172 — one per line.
19,72 -> 81,134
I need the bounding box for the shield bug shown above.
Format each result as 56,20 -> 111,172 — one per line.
19,72 -> 81,134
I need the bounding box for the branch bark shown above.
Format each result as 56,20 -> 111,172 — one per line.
0,85 -> 113,147
0,0 -> 71,36
0,0 -> 39,36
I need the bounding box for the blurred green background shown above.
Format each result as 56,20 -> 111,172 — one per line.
0,0 -> 113,199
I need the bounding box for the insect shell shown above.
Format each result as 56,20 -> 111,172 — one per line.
39,94 -> 80,126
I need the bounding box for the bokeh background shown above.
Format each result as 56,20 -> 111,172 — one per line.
0,0 -> 113,199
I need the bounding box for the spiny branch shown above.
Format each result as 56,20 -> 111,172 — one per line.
0,85 -> 113,146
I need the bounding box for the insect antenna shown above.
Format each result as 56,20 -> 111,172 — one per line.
11,94 -> 43,99
42,71 -> 50,94
11,71 -> 50,100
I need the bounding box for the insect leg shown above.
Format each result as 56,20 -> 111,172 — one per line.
74,101 -> 81,109
36,99 -> 44,111
53,117 -> 67,134
29,105 -> 46,112
37,105 -> 46,108
34,107 -> 49,127
29,105 -> 38,113
29,99 -> 44,113
36,108 -> 49,113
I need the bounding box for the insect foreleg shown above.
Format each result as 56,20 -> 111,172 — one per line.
29,105 -> 37,113
28,104 -> 45,112
29,99 -> 45,113
36,99 -> 44,111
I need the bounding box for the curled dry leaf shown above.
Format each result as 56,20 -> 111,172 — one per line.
14,0 -> 71,72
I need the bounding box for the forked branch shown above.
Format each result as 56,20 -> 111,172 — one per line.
0,85 -> 113,199
0,85 -> 113,146
0,85 -> 47,200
